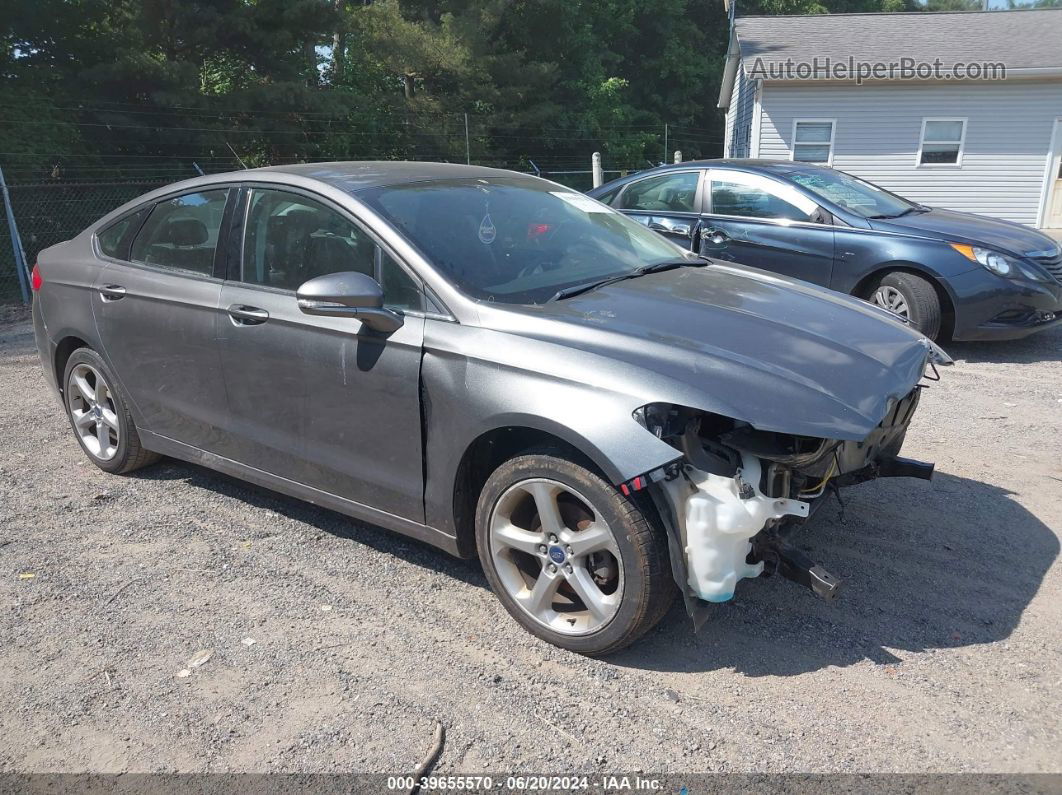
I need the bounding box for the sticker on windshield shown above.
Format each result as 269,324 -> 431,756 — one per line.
478,213 -> 497,244
550,191 -> 614,213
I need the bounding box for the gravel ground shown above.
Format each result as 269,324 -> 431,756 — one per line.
0,305 -> 1059,775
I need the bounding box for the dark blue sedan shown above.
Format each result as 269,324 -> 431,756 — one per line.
588,160 -> 1062,341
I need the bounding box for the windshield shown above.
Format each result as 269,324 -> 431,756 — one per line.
788,169 -> 918,219
359,176 -> 693,304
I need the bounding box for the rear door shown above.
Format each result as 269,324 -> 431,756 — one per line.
92,187 -> 235,450
214,185 -> 429,522
701,169 -> 835,286
614,170 -> 705,250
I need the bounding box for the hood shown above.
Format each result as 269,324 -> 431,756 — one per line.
869,207 -> 1060,259
491,265 -> 938,442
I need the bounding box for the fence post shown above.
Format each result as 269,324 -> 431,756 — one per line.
464,113 -> 471,165
591,152 -> 603,188
674,150 -> 683,164
0,165 -> 31,305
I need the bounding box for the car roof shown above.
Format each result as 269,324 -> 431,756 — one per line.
84,161 -> 542,239
240,160 -> 522,192
591,158 -> 836,192
657,158 -> 832,172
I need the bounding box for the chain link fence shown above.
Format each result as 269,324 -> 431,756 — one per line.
1,177 -> 169,302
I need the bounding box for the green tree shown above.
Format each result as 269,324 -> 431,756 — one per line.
0,0 -> 987,184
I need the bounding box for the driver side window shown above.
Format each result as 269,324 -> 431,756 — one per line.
241,188 -> 422,310
709,174 -> 819,223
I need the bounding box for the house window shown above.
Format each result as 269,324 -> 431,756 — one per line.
792,120 -> 835,164
918,118 -> 966,166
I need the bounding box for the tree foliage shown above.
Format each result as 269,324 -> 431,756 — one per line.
0,0 -> 1052,181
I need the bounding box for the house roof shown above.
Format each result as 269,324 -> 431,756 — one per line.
718,8 -> 1062,107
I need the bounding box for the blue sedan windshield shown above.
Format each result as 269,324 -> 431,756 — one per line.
788,169 -> 918,219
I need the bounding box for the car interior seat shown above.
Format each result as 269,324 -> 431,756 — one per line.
145,217 -> 212,273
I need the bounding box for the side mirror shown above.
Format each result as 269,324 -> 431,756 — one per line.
296,271 -> 404,333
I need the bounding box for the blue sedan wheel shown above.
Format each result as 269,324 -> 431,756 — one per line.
868,271 -> 942,340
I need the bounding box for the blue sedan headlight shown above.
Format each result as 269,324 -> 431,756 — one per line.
949,243 -> 1050,282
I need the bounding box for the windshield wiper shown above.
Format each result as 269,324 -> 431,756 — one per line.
547,257 -> 708,302
641,255 -> 711,273
868,205 -> 927,220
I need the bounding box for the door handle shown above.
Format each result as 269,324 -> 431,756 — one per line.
227,304 -> 270,325
701,228 -> 730,245
98,285 -> 126,301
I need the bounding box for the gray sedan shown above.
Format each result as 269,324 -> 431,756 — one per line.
31,162 -> 949,654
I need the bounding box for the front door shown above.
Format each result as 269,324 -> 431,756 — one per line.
93,188 -> 233,450
614,169 -> 704,250
700,169 -> 835,287
215,186 -> 428,522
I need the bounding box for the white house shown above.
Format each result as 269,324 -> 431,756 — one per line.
718,8 -> 1062,229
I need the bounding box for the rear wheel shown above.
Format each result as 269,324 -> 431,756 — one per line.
63,348 -> 160,474
475,451 -> 674,655
868,270 -> 941,340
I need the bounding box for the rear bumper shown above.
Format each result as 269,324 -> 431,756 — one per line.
32,297 -> 60,398
946,269 -> 1062,341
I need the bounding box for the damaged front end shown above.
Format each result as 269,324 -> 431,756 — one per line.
631,388 -> 933,625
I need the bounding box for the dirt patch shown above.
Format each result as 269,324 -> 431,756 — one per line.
0,304 -> 30,328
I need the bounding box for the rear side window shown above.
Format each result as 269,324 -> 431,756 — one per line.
618,172 -> 699,213
130,190 -> 229,275
96,212 -> 144,260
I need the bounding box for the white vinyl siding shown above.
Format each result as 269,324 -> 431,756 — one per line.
725,68 -> 757,158
754,78 -> 1062,225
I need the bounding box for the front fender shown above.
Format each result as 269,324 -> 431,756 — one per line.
420,323 -> 683,537
831,227 -> 978,295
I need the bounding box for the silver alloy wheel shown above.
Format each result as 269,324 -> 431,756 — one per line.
67,363 -> 120,461
488,478 -> 623,635
871,285 -> 910,319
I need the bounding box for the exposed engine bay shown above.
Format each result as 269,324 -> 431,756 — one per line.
632,388 -> 932,621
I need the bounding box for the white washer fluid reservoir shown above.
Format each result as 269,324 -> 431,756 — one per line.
661,454 -> 809,602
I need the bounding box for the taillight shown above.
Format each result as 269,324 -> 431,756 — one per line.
31,263 -> 42,292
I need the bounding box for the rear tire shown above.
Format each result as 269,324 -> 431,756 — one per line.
475,450 -> 674,656
868,270 -> 942,340
62,348 -> 160,474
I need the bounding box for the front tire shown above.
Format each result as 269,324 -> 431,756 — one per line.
62,348 -> 160,474
868,270 -> 942,340
475,451 -> 674,656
